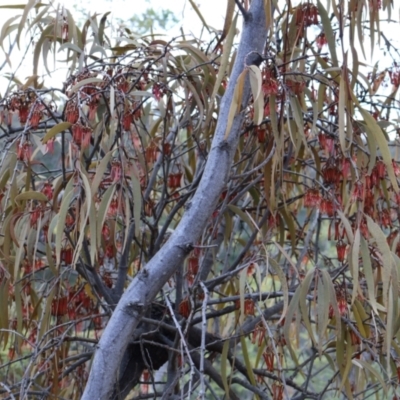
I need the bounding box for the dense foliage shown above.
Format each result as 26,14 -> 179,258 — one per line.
1,0 -> 400,399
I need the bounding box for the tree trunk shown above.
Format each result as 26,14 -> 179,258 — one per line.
82,2 -> 269,398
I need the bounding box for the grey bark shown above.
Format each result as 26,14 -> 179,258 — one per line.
82,2 -> 269,398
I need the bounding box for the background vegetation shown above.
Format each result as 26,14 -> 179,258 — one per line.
0,0 -> 400,399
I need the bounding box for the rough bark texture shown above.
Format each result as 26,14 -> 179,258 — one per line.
82,2 -> 268,398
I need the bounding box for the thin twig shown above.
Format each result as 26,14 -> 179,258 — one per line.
198,282 -> 209,399
234,0 -> 248,18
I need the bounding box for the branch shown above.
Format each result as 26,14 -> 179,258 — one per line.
234,0 -> 248,19
231,377 -> 269,399
82,2 -> 270,398
113,222 -> 136,300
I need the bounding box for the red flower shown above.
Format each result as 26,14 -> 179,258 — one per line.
145,143 -> 158,164
255,127 -> 267,143
316,33 -> 328,48
65,213 -> 75,228
107,198 -> 119,217
272,382 -> 284,400
29,109 -> 43,129
51,297 -> 68,316
19,104 -> 30,124
72,124 -> 92,148
304,188 -> 321,208
88,98 -> 98,121
101,223 -> 111,241
320,198 -> 336,217
373,160 -> 386,180
152,82 -> 165,100
263,346 -> 275,372
302,4 -> 319,26
61,21 -> 69,40
110,161 -> 122,182
330,288 -> 348,318
122,111 -> 133,131
30,206 -> 43,226
263,78 -> 279,95
351,181 -> 364,202
318,133 -> 335,154
140,370 -> 150,395
102,272 -> 113,288
336,241 -> 347,263
163,142 -> 171,156
244,298 -> 255,315
42,182 -> 53,200
188,256 -> 199,275
369,0 -> 382,11
393,160 -> 400,177
251,323 -> 266,347
45,138 -> 55,154
144,199 -> 154,217
286,79 -> 305,95
350,330 -> 361,345
178,297 -> 191,318
380,209 -> 391,228
8,347 -> 15,361
389,65 -> 400,87
168,172 -> 182,189
117,78 -> 129,93
262,69 -> 279,95
341,157 -> 351,178
65,101 -> 79,124
322,157 -> 341,185
61,247 -> 73,264
17,140 -> 33,161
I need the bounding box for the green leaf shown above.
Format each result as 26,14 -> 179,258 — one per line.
97,184 -> 116,247
249,65 -> 263,125
317,1 -> 338,67
14,191 -> 48,203
353,359 -> 387,395
42,122 -> 71,143
317,276 -> 329,355
359,107 -> 399,192
224,69 -> 247,139
33,24 -> 53,76
351,229 -> 361,305
188,0 -> 210,32
268,257 -> 289,325
299,268 -> 317,346
366,215 -> 392,309
98,12 -> 111,46
240,335 -> 258,398
130,163 -> 142,239
221,340 -> 230,397
16,0 -> 37,48
55,178 -> 75,266
58,42 -> 82,54
70,77 -> 103,93
91,151 -> 113,196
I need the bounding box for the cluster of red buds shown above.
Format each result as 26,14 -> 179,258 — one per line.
322,157 -> 341,185
316,32 -> 328,48
295,3 -> 319,27
285,78 -> 306,95
71,123 -> 93,148
262,67 -> 279,95
5,91 -> 49,128
235,298 -> 255,315
329,286 -> 348,318
152,82 -> 168,101
389,64 -> 400,88
304,188 -> 321,208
